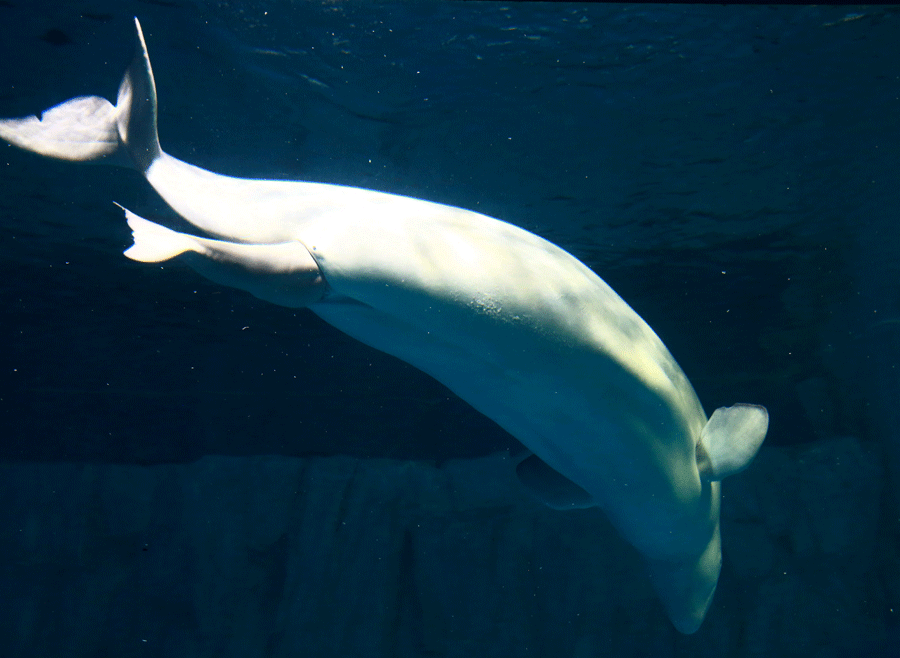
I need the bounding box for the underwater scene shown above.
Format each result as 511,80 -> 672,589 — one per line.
0,1 -> 898,656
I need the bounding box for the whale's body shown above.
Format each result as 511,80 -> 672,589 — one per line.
0,19 -> 768,633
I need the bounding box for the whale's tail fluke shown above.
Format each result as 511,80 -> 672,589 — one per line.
0,18 -> 160,171
116,18 -> 162,171
0,95 -> 121,162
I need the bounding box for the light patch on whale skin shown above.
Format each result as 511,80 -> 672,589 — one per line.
470,294 -> 504,318
0,17 -> 769,635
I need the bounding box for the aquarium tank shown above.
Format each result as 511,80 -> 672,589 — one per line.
0,1 -> 897,656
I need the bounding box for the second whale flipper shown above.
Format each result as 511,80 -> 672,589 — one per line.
122,206 -> 327,308
0,18 -> 770,635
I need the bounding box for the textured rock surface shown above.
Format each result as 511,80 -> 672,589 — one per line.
0,436 -> 894,657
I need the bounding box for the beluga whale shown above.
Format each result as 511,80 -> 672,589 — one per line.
0,18 -> 768,634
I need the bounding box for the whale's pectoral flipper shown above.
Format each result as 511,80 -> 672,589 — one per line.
516,454 -> 595,510
0,18 -> 159,171
121,206 -> 327,308
697,404 -> 768,482
642,403 -> 767,633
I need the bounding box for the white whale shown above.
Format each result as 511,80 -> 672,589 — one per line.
0,18 -> 768,633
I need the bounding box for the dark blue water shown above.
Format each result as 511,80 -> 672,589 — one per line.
0,2 -> 897,656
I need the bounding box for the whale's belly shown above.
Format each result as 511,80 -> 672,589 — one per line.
305,201 -> 712,560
